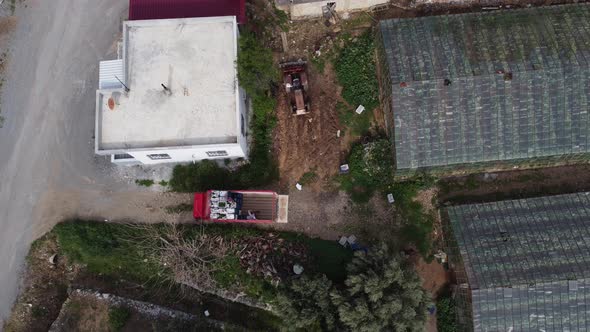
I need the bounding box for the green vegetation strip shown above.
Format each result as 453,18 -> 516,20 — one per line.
169,31 -> 278,192
335,31 -> 379,112
54,221 -> 352,300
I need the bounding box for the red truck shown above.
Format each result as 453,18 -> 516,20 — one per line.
193,190 -> 289,223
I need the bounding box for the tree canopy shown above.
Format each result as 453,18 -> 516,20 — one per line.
277,244 -> 431,331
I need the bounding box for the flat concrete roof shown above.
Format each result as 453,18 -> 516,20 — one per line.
97,16 -> 239,151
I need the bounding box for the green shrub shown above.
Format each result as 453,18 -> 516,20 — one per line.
169,160 -> 233,192
340,139 -> 395,202
108,306 -> 131,331
335,32 -> 379,111
436,295 -> 458,332
237,32 -> 278,96
135,179 -> 154,187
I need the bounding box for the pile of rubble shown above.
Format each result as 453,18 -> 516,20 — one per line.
237,233 -> 308,285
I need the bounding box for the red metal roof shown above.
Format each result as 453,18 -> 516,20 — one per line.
129,0 -> 246,24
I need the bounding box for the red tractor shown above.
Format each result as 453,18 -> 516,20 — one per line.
281,61 -> 310,115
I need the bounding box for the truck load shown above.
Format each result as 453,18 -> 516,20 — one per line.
193,190 -> 289,223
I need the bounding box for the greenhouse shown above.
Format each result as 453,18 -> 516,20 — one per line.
377,4 -> 590,174
444,192 -> 590,331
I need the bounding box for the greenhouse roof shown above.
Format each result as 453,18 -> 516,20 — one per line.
379,4 -> 590,170
447,192 -> 590,331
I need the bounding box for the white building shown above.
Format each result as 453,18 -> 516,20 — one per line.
95,16 -> 248,165
276,0 -> 389,19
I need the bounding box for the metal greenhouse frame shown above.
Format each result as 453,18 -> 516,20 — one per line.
443,192 -> 590,331
378,4 -> 590,177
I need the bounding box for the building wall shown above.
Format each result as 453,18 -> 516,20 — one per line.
237,86 -> 250,158
280,0 -> 389,19
120,143 -> 248,165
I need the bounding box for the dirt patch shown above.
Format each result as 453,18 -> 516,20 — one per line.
32,190 -> 195,238
414,257 -> 449,296
3,233 -> 76,332
438,164 -> 590,205
274,62 -> 343,191
0,16 -> 17,37
52,295 -> 110,332
262,189 -> 395,245
273,13 -> 380,191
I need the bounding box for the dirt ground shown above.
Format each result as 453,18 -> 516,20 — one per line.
438,163 -> 590,205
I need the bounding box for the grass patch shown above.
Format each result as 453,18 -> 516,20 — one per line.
54,221 -> 165,283
339,139 -> 394,203
337,101 -> 372,136
158,180 -> 169,187
298,170 -> 319,185
135,179 -> 154,187
335,31 -> 379,111
108,306 -> 131,332
387,174 -> 437,256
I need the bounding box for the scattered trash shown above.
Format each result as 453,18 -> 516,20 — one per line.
434,250 -> 448,264
355,105 -> 365,114
338,236 -> 348,247
293,264 -> 304,275
387,193 -> 395,204
483,173 -> 498,181
428,305 -> 436,315
339,164 -> 350,174
295,183 -> 303,191
347,235 -> 357,245
336,129 -> 341,138
204,310 -> 210,317
48,254 -> 57,265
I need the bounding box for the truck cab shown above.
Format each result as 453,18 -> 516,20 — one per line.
193,190 -> 289,223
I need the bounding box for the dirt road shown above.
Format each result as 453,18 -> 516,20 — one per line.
0,1 -> 194,325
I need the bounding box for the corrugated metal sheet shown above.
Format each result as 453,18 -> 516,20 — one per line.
99,59 -> 124,90
128,0 -> 246,24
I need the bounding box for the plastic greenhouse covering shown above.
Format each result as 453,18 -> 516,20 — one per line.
379,4 -> 590,171
446,192 -> 590,331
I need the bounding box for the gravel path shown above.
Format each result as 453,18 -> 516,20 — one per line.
0,1 -> 195,324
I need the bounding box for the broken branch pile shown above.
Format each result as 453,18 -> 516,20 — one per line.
237,233 -> 308,285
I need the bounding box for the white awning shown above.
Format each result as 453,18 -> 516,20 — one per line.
99,59 -> 124,90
